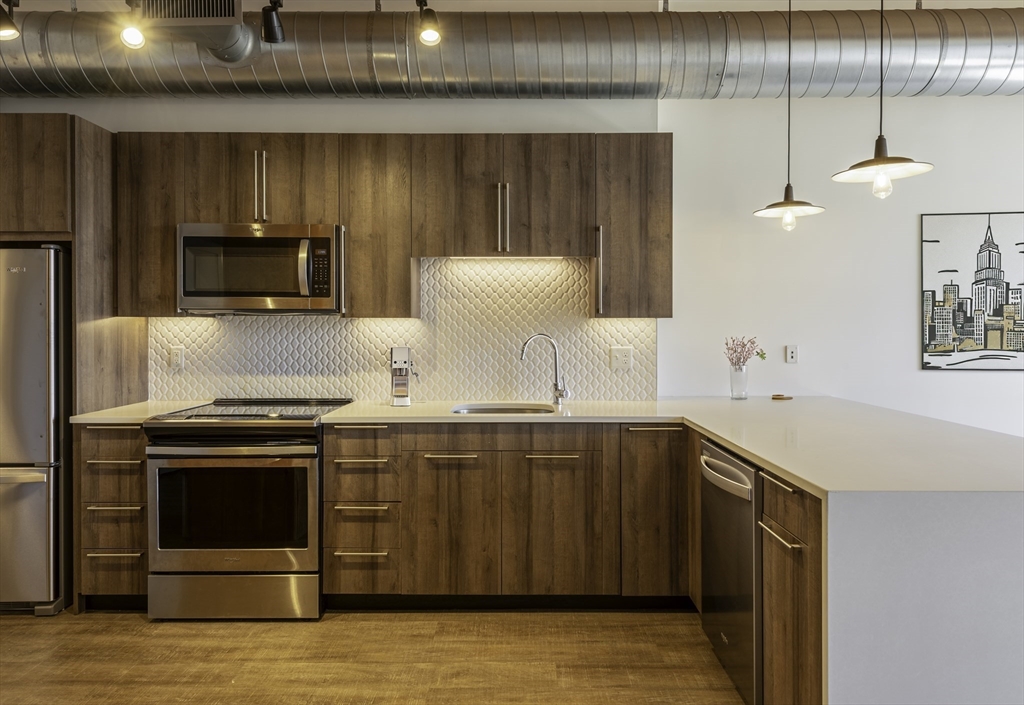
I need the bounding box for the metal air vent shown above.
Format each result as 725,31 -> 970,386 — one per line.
140,0 -> 241,25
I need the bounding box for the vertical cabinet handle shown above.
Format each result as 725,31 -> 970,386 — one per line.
340,225 -> 347,315
497,182 -> 503,252
254,150 -> 259,222
262,150 -> 268,222
596,225 -> 604,315
505,183 -> 511,253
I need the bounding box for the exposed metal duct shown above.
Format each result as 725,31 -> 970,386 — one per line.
1,9 -> 1020,98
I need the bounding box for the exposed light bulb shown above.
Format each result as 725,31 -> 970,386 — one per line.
120,26 -> 146,49
419,27 -> 440,45
872,172 -> 893,199
781,210 -> 797,231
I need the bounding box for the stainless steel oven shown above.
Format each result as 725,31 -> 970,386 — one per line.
177,223 -> 339,314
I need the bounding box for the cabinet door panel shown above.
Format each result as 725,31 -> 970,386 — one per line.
503,134 -> 595,257
620,424 -> 688,596
117,132 -> 184,317
0,114 -> 71,232
401,452 -> 501,594
501,452 -> 605,595
595,133 -> 673,318
262,133 -> 339,224
184,133 -> 261,223
340,134 -> 413,317
411,134 -> 503,257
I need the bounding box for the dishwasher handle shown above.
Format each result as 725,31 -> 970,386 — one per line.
699,455 -> 752,501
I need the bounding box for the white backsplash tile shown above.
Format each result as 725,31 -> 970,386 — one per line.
149,258 -> 656,401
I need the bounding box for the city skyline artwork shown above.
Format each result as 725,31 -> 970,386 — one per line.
922,212 -> 1024,371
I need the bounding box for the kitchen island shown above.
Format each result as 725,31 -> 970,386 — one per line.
71,396 -> 1024,705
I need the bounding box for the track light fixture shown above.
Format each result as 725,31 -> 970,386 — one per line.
417,0 -> 440,46
0,1 -> 20,41
262,0 -> 285,44
753,0 -> 824,231
120,25 -> 145,48
832,0 -> 932,198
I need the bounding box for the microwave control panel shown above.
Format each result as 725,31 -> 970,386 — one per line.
311,239 -> 333,297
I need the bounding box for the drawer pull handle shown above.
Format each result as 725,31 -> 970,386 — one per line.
85,426 -> 141,430
524,455 -> 580,460
334,506 -> 389,511
86,506 -> 143,511
334,459 -> 389,464
334,551 -> 388,557
626,427 -> 684,432
758,521 -> 802,551
86,552 -> 143,558
423,454 -> 478,460
334,425 -> 388,430
760,472 -> 800,494
86,460 -> 143,465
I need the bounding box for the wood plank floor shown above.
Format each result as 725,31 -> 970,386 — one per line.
0,611 -> 743,705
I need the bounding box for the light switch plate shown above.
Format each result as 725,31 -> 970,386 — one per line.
611,346 -> 633,370
170,345 -> 185,370
785,345 -> 799,364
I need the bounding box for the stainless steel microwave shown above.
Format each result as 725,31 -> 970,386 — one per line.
177,223 -> 339,314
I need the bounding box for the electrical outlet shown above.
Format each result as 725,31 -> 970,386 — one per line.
170,345 -> 185,370
785,345 -> 799,364
610,346 -> 633,371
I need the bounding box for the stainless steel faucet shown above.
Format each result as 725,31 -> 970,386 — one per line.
520,333 -> 570,407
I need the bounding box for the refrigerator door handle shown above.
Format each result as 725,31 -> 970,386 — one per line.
0,469 -> 49,484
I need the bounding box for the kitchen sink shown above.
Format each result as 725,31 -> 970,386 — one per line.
451,402 -> 556,415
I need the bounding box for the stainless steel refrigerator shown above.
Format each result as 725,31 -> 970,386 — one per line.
0,246 -> 67,615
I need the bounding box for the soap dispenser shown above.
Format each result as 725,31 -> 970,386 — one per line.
390,346 -> 414,407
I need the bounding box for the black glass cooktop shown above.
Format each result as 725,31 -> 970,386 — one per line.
151,398 -> 353,422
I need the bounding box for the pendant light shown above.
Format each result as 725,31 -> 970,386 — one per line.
832,0 -> 932,198
417,0 -> 440,46
753,0 -> 824,231
0,1 -> 20,41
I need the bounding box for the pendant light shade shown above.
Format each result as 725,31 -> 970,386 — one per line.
832,0 -> 932,197
753,0 -> 824,231
0,4 -> 19,41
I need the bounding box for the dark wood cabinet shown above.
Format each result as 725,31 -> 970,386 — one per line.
595,133 -> 673,318
339,134 -> 415,317
0,113 -> 71,233
401,451 -> 502,595
761,479 -> 823,705
620,424 -> 688,596
687,428 -> 704,611
116,132 -> 184,317
501,451 -> 607,595
411,133 -> 504,258
184,132 -> 337,224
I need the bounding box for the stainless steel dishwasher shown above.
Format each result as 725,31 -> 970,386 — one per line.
700,440 -> 760,705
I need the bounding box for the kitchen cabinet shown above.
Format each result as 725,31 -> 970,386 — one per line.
339,134 -> 416,318
0,113 -> 71,233
411,133 -> 596,258
116,132 -> 185,317
184,132 -> 339,225
75,424 -> 150,607
761,472 -> 823,705
595,133 -> 673,318
687,428 -> 704,611
620,423 -> 688,596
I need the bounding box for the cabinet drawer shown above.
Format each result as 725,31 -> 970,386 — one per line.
81,460 -> 147,503
761,471 -> 818,543
323,548 -> 400,594
324,502 -> 401,548
325,424 -> 401,456
324,456 -> 400,502
402,424 -> 602,451
81,426 -> 147,460
81,504 -> 147,548
80,549 -> 148,595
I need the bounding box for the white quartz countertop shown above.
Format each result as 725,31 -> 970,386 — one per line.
70,397 -> 1023,496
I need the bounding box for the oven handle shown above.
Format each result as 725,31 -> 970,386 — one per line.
147,446 -> 319,458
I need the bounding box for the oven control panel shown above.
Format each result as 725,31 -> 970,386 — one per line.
311,238 -> 333,298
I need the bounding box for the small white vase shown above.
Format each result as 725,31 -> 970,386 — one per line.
730,365 -> 748,400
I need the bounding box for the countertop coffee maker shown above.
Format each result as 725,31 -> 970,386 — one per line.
390,346 -> 414,407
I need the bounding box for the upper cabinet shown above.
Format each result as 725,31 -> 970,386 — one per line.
0,114 -> 72,233
184,133 -> 339,225
595,133 -> 673,319
411,133 -> 596,258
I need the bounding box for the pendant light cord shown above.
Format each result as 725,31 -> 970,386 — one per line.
787,0 -> 792,185
879,0 -> 884,136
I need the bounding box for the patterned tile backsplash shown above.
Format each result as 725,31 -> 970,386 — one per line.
149,258 -> 657,402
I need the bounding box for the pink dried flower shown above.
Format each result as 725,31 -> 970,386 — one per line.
724,336 -> 766,367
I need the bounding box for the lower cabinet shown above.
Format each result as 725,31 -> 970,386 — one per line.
401,452 -> 502,595
761,474 -> 823,705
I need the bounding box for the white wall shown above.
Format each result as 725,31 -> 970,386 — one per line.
657,96 -> 1024,436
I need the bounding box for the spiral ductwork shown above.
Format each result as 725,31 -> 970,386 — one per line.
0,8 -> 1020,98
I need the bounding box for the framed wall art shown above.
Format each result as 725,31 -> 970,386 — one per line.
921,211 -> 1024,371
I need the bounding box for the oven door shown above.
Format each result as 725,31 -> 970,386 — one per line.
177,223 -> 338,313
148,454 -> 319,573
